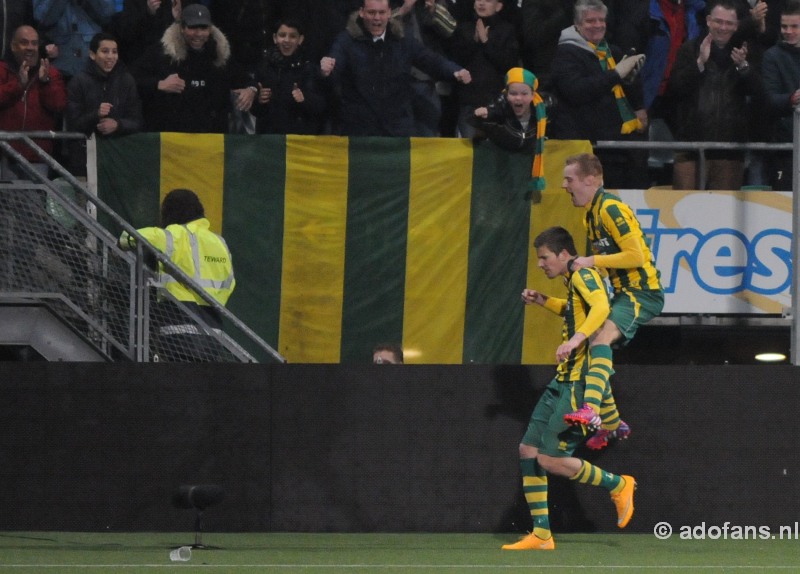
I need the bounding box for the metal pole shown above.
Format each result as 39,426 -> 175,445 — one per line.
792,107 -> 800,365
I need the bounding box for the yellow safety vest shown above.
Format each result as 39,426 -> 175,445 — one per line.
136,218 -> 235,307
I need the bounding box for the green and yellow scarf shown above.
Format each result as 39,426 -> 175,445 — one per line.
591,40 -> 642,135
504,67 -> 548,192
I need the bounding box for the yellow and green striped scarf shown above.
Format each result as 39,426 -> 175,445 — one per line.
504,67 -> 548,192
591,40 -> 642,135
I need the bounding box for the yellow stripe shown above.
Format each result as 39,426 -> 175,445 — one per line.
279,135 -> 349,362
523,140 -> 593,364
524,491 -> 548,503
522,476 -> 546,487
160,133 -> 225,232
403,139 -> 472,364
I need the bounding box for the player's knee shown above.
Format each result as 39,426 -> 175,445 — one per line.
591,321 -> 621,346
519,443 -> 537,459
536,454 -> 559,473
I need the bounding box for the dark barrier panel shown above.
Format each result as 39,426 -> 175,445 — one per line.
0,363 -> 797,533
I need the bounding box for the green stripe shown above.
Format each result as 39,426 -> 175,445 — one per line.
463,142 -> 532,363
340,138 -> 410,363
97,134 -> 161,231
222,134 -> 286,358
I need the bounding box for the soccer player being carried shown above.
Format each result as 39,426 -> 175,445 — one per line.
561,153 -> 664,449
503,226 -> 636,551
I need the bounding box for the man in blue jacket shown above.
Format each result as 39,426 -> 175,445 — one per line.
320,0 -> 471,136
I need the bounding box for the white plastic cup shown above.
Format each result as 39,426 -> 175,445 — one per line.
169,546 -> 192,562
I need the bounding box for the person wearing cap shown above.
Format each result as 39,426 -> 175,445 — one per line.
470,67 -> 547,191
132,3 -> 256,133
448,0 -> 519,139
320,0 -> 471,137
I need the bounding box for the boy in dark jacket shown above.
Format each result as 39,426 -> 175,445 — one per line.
252,19 -> 326,135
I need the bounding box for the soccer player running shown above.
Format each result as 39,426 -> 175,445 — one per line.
503,226 -> 636,550
561,153 -> 664,448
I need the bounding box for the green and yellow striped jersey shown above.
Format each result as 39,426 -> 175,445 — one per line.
584,188 -> 662,292
545,266 -> 610,381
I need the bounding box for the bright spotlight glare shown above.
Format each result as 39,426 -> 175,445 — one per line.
754,352 -> 786,363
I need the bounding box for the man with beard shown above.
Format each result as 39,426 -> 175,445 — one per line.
133,3 -> 256,133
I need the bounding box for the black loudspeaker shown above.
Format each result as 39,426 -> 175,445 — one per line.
172,485 -> 225,548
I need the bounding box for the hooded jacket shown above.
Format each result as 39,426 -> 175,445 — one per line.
133,23 -> 251,133
325,12 -> 461,136
549,25 -> 644,141
66,59 -> 142,136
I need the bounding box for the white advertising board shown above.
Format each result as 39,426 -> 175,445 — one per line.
616,188 -> 792,315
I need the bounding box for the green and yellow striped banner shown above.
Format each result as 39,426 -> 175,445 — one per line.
97,134 -> 589,364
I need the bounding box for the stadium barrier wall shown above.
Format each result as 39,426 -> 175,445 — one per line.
1,363 -> 796,534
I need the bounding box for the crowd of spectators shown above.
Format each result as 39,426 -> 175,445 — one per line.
2,0 -> 800,188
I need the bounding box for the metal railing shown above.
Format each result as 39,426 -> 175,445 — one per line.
0,132 -> 285,363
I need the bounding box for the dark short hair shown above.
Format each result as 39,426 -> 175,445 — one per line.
90,32 -> 117,53
161,188 -> 205,227
534,226 -> 578,257
373,343 -> 404,364
274,18 -> 305,36
783,0 -> 800,16
565,153 -> 604,178
706,0 -> 742,19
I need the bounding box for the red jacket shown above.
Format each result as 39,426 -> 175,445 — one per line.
0,59 -> 67,162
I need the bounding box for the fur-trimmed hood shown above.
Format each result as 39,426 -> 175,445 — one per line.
345,9 -> 405,40
160,22 -> 231,67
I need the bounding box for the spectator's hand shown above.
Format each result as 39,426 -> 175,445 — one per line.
475,18 -> 489,43
614,53 -> 645,79
172,0 -> 182,20
147,0 -> 161,15
521,288 -> 545,306
398,0 -> 417,16
38,58 -> 50,82
18,61 -> 30,85
425,0 -> 436,13
291,83 -> 304,103
697,34 -> 712,70
474,106 -> 488,119
791,89 -> 800,107
97,117 -> 119,135
320,56 -> 336,77
751,0 -> 767,32
454,68 -> 471,84
257,82 -> 271,104
158,73 -> 185,93
635,108 -> 648,133
234,87 -> 255,112
46,44 -> 58,59
98,102 -> 113,118
731,42 -> 748,69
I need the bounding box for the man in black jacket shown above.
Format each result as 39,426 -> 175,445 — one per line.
133,3 -> 256,133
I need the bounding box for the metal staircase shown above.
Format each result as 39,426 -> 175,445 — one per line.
0,132 -> 284,363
